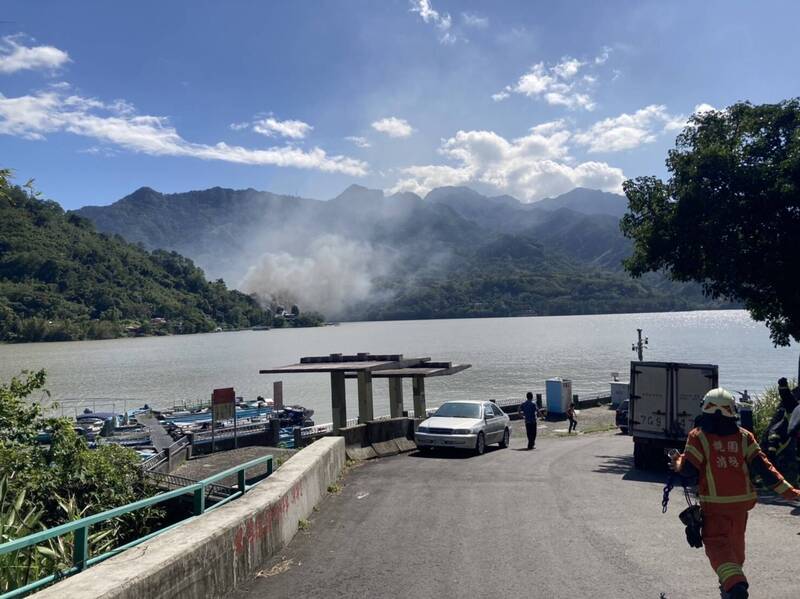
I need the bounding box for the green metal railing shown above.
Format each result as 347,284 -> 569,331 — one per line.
0,454 -> 273,599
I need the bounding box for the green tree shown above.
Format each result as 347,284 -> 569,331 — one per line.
0,371 -> 163,549
0,170 -> 278,342
621,100 -> 800,351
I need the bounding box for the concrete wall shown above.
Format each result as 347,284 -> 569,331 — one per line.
339,417 -> 418,460
34,437 -> 346,599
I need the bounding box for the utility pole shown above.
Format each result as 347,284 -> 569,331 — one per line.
632,328 -> 648,361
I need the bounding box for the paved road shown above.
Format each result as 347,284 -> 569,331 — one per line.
230,431 -> 800,599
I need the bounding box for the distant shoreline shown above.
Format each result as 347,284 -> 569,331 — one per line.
0,306 -> 745,346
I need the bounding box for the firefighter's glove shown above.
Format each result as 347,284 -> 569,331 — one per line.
678,505 -> 703,549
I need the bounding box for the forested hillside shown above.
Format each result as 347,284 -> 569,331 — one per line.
76,184 -> 732,321
0,173 -> 272,342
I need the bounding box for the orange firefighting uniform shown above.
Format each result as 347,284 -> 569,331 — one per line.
676,426 -> 800,592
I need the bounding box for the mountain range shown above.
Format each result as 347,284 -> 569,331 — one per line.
74,185 -> 727,320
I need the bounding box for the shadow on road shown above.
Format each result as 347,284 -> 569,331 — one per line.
409,446 -> 501,460
593,454 -> 667,484
756,491 -> 800,515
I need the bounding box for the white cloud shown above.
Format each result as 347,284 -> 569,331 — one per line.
389,164 -> 471,196
371,116 -> 414,138
410,0 -> 457,44
0,34 -> 70,74
0,90 -> 368,176
594,46 -> 612,65
229,121 -> 250,131
693,103 -> 716,115
462,12 -> 489,28
574,104 -> 684,152
345,135 -> 371,148
552,57 -> 583,80
252,116 -> 313,139
491,90 -> 510,102
389,122 -> 624,201
498,56 -> 599,111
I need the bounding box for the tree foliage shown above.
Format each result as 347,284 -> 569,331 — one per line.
0,171 -> 274,342
621,100 -> 800,345
0,372 -> 161,530
0,371 -> 163,593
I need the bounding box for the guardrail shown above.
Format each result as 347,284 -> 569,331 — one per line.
192,421 -> 269,443
140,436 -> 190,472
300,417 -> 359,439
0,454 -> 274,599
145,471 -> 233,500
140,452 -> 164,471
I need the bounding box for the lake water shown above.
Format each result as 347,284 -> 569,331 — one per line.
0,310 -> 797,423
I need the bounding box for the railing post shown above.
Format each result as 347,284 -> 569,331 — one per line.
73,525 -> 89,570
193,487 -> 205,515
293,426 -> 302,449
237,469 -> 246,495
267,456 -> 273,477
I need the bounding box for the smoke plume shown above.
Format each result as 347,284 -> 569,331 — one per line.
239,235 -> 393,318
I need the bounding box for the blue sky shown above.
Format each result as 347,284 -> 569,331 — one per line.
1,0 -> 798,209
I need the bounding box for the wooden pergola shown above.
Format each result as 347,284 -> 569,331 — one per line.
259,353 -> 471,433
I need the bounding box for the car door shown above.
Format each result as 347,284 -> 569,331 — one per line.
483,403 -> 502,442
492,404 -> 508,440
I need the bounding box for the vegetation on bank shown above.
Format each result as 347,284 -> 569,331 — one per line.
0,170 -> 323,343
355,245 -> 730,322
0,370 -> 163,593
621,100 -> 800,347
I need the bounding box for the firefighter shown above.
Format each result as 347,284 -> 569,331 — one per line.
669,388 -> 800,599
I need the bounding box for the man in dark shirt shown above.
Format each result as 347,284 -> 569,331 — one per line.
518,391 -> 540,450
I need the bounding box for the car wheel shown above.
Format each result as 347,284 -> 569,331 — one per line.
499,428 -> 510,448
475,432 -> 486,455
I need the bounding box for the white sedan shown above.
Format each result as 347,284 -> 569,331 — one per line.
415,400 -> 511,455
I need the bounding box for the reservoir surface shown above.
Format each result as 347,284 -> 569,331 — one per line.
1,310 -> 796,422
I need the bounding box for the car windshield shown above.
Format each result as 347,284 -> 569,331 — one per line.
434,402 -> 481,419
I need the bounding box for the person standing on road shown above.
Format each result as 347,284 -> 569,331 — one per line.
518,392 -> 540,450
669,388 -> 800,599
567,403 -> 578,434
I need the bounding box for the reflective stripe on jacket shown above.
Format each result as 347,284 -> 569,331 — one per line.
682,427 -> 757,512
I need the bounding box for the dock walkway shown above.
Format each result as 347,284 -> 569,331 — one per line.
137,412 -> 175,452
173,446 -> 295,488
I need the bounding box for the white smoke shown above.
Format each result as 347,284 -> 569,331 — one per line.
238,235 -> 392,317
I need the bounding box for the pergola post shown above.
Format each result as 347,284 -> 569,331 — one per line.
412,375 -> 426,418
331,371 -> 347,433
388,378 -> 404,418
357,371 -> 374,423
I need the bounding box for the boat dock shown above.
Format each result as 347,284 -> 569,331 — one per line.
137,412 -> 175,452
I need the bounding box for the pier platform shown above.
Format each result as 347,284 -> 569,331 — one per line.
137,412 -> 175,452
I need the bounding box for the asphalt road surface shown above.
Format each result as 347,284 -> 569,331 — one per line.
230,431 -> 800,599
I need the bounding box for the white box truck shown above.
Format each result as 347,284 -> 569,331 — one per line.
629,361 -> 718,469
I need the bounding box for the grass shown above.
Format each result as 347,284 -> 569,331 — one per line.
751,380 -> 794,441
297,518 -> 310,531
327,483 -> 342,494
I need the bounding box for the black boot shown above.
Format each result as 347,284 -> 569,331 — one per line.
728,582 -> 748,599
721,582 -> 748,599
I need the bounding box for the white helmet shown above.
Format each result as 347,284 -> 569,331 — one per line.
701,388 -> 737,418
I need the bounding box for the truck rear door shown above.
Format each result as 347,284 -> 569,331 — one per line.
630,363 -> 669,435
673,364 -> 718,436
